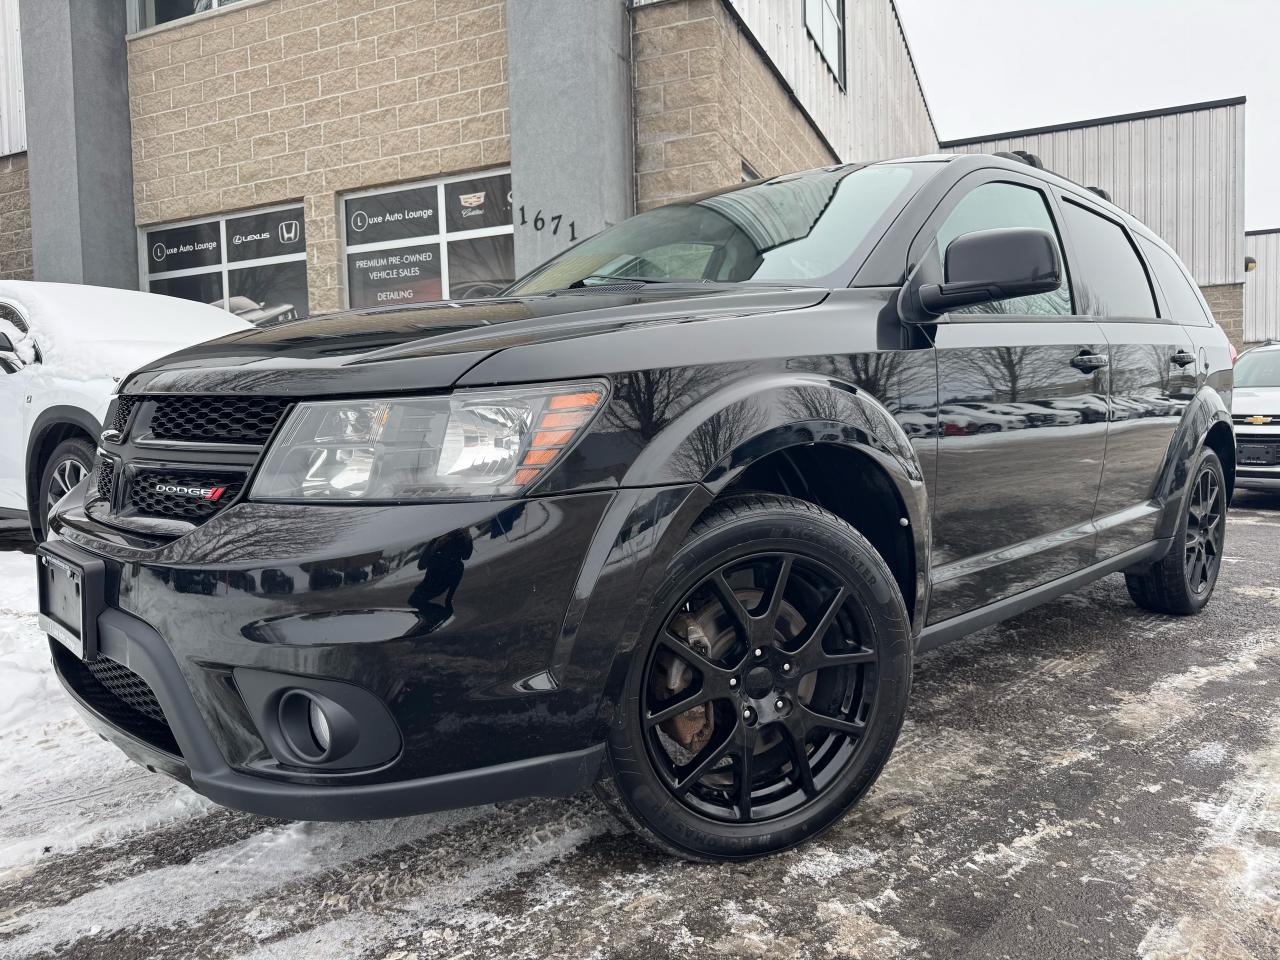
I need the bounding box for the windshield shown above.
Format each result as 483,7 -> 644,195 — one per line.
1236,350 -> 1280,388
507,163 -> 938,295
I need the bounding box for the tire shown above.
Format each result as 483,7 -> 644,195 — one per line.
597,493 -> 913,861
38,437 -> 95,537
976,423 -> 1001,434
1125,448 -> 1227,615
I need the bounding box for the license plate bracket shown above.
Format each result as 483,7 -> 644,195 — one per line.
36,541 -> 106,660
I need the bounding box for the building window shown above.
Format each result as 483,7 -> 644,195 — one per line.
139,0 -> 248,29
342,169 -> 514,309
804,0 -> 845,85
142,203 -> 309,326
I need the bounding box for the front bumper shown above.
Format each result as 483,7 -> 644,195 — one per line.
44,486 -> 694,819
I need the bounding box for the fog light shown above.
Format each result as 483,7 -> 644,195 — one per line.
308,697 -> 331,752
276,688 -> 356,765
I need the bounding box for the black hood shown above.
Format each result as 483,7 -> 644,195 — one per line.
118,285 -> 827,396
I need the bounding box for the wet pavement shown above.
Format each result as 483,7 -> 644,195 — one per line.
1,493 -> 1278,960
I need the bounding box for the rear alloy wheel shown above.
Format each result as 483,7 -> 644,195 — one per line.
1126,448 -> 1227,615
598,494 -> 912,860
39,437 -> 95,537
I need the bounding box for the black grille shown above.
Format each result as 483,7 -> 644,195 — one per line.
53,644 -> 181,757
129,472 -> 244,520
94,456 -> 115,503
87,656 -> 167,723
148,396 -> 291,444
1238,441 -> 1280,467
110,397 -> 138,434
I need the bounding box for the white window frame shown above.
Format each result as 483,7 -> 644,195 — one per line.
130,0 -> 262,34
137,200 -> 308,312
804,0 -> 846,88
340,166 -> 514,309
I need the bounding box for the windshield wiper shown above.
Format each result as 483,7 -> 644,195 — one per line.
566,274 -> 686,289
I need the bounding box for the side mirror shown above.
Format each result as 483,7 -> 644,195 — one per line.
0,331 -> 20,373
918,227 -> 1062,316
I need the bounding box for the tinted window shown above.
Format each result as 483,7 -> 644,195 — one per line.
933,181 -> 1073,316
1139,237 -> 1211,326
1060,201 -> 1157,318
510,164 -> 937,295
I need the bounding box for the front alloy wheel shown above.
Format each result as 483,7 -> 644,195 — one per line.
1184,464 -> 1225,596
598,494 -> 912,861
643,553 -> 877,824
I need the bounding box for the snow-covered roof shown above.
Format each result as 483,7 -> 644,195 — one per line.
0,281 -> 251,381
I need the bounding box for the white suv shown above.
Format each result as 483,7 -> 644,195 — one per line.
0,281 -> 249,538
1233,342 -> 1280,492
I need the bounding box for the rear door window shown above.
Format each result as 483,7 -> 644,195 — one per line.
932,181 -> 1073,316
1060,200 -> 1158,319
1138,237 -> 1212,326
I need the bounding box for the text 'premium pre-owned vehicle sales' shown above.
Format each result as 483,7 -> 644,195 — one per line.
38,153 -> 1234,860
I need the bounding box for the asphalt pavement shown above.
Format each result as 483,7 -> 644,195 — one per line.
1,493 -> 1278,960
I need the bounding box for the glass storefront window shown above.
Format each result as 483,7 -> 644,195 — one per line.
141,0 -> 248,29
342,169 -> 515,309
142,204 -> 308,326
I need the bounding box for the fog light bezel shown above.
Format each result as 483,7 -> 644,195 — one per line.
234,667 -> 404,772
275,688 -> 358,766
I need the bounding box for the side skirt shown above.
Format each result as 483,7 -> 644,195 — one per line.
916,538 -> 1171,654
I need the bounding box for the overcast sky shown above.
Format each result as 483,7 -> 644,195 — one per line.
895,0 -> 1280,229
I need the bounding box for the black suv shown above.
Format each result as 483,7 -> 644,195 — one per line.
39,154 -> 1234,861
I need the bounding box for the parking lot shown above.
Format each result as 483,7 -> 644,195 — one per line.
1,493 -> 1278,960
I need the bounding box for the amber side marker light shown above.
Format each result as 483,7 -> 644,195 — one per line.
512,387 -> 606,487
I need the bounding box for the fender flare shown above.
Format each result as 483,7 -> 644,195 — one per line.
569,375 -> 931,733
1151,387 -> 1233,540
25,404 -> 102,539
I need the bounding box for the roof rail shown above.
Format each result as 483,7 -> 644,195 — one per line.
1086,186 -> 1112,202
992,150 -> 1044,169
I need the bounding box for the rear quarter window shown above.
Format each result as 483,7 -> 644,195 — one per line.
1138,237 -> 1213,327
1060,200 -> 1158,319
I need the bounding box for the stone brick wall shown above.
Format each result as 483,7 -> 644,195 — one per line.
1201,283 -> 1246,349
0,153 -> 33,281
127,0 -> 508,313
632,0 -> 837,211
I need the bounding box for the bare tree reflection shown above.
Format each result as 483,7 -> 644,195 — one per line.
944,347 -> 1062,403
671,401 -> 764,476
604,368 -> 704,441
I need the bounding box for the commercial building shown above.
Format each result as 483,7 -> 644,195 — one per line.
0,0 -> 934,319
1244,228 -> 1279,344
0,1 -> 1264,352
941,97 -> 1251,349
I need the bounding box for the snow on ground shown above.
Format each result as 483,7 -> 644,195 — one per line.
0,552 -> 211,876
2,495 -> 1280,959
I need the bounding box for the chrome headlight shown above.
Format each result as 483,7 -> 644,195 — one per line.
249,381 -> 607,502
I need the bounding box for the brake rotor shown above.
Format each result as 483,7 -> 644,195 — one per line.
657,589 -> 815,758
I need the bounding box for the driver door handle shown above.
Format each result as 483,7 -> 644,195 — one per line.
1070,351 -> 1109,373
1170,349 -> 1197,368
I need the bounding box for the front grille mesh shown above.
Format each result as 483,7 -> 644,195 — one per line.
94,457 -> 115,503
54,644 -> 181,757
109,397 -> 138,434
147,396 -> 291,444
87,657 -> 167,723
129,472 -> 244,520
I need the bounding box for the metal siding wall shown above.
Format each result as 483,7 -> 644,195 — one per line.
633,0 -> 938,160
1245,232 -> 1280,342
946,103 -> 1245,287
0,0 -> 23,156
